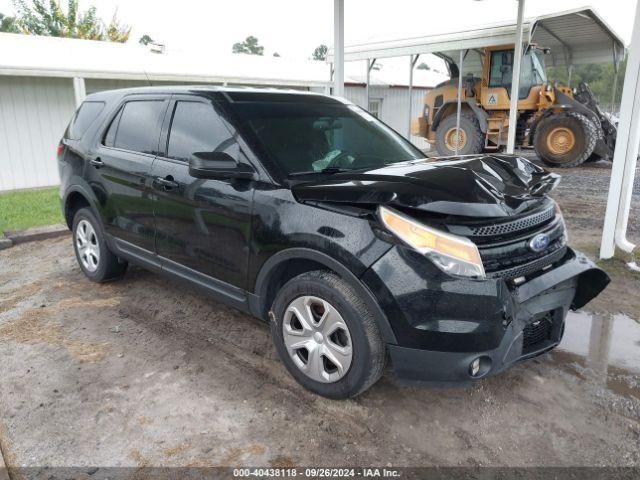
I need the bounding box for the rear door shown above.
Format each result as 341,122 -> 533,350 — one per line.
91,95 -> 169,256
150,95 -> 254,292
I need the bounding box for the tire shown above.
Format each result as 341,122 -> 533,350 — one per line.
534,112 -> 597,168
72,207 -> 127,282
585,153 -> 603,163
270,271 -> 385,399
435,112 -> 484,156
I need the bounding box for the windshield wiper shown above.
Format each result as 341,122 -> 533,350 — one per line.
288,167 -> 350,177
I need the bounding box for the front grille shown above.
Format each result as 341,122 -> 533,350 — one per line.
485,245 -> 566,279
522,316 -> 554,354
445,199 -> 567,280
468,204 -> 555,237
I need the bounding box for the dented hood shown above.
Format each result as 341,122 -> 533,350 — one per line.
291,155 -> 560,218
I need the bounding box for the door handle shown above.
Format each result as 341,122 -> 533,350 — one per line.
90,158 -> 104,168
153,176 -> 179,190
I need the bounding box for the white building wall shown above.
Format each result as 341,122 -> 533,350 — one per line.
344,85 -> 430,150
0,77 -> 430,191
0,76 -> 75,191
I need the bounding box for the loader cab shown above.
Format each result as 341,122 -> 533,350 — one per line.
483,45 -> 548,107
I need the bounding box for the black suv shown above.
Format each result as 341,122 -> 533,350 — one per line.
58,87 -> 608,399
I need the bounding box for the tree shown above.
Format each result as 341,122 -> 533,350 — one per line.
312,44 -> 328,61
138,34 -> 153,45
1,12 -> 20,32
232,35 -> 264,55
417,62 -> 430,71
11,0 -> 131,42
104,9 -> 130,42
547,57 -> 626,110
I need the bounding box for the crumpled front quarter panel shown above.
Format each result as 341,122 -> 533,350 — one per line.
247,186 -> 393,288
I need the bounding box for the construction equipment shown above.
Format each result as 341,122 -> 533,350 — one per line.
413,45 -> 617,167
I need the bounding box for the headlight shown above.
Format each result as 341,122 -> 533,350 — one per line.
379,206 -> 485,278
555,201 -> 568,243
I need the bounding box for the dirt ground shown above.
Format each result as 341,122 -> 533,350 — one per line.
0,158 -> 639,470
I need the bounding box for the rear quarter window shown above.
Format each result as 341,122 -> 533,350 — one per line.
64,101 -> 105,140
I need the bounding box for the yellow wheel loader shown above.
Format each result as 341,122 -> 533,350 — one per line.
413,45 -> 617,167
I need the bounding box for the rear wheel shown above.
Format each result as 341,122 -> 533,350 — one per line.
270,271 -> 385,399
72,208 -> 127,282
435,113 -> 483,156
534,112 -> 597,168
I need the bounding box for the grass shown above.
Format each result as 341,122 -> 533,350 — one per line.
0,187 -> 64,233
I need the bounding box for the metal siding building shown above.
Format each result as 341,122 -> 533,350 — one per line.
0,75 -> 75,191
343,85 -> 430,149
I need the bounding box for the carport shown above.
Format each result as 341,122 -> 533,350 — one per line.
330,1 -> 638,262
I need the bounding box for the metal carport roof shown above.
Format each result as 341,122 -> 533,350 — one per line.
338,7 -> 625,69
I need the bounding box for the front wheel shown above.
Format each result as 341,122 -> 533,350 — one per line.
270,271 -> 385,399
534,112 -> 597,168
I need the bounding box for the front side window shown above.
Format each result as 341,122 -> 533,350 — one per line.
167,101 -> 235,162
226,96 -> 424,176
112,100 -> 164,154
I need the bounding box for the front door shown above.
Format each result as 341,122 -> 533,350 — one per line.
150,95 -> 254,291
91,96 -> 168,254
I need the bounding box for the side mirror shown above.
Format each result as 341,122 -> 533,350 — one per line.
188,151 -> 255,180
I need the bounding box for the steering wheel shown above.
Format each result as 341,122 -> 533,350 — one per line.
324,151 -> 354,169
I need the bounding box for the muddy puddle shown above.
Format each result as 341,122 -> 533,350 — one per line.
553,311 -> 640,400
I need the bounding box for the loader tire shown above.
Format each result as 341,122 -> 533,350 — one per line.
534,112 -> 597,168
436,113 -> 483,156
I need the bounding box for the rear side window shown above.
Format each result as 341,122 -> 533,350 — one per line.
108,100 -> 164,154
167,101 -> 235,162
65,101 -> 105,140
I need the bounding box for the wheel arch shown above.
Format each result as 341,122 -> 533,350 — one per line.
432,100 -> 488,133
250,248 -> 398,344
63,184 -> 99,229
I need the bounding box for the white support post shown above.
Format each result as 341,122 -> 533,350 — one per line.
567,64 -> 573,88
610,45 -> 620,113
506,0 -> 526,155
366,59 -> 371,109
600,0 -> 640,259
408,54 -> 419,139
327,63 -> 334,95
73,77 -> 86,108
454,50 -> 464,155
333,0 -> 345,97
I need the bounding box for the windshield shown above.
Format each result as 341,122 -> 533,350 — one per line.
531,50 -> 547,84
224,96 -> 425,176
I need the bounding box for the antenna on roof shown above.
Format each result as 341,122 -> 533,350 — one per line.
143,69 -> 153,87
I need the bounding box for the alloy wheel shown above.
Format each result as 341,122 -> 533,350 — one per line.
75,219 -> 100,272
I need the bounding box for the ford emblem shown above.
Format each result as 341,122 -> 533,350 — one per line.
529,233 -> 550,253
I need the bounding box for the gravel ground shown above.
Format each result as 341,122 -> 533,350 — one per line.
0,158 -> 639,470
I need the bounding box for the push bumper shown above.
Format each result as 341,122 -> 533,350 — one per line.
363,248 -> 609,385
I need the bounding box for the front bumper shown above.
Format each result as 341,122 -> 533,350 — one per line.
361,247 -> 609,385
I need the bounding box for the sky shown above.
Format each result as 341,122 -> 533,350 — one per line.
0,0 -> 636,64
